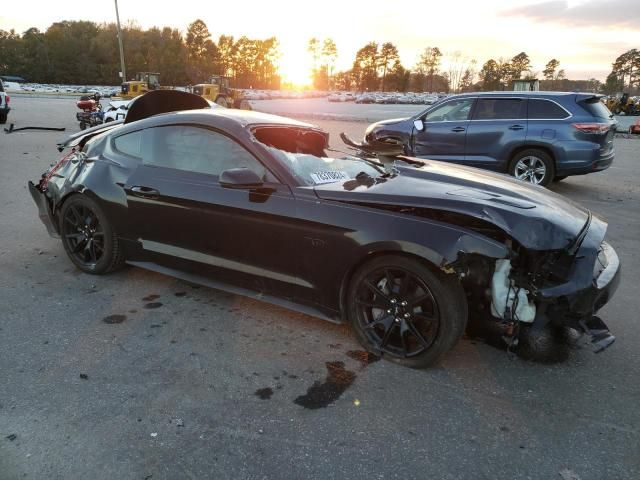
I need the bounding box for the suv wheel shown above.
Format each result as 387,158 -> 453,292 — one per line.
0,112 -> 7,125
509,149 -> 555,187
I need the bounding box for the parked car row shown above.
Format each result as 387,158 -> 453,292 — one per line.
7,82 -> 331,101
356,92 -> 445,105
12,83 -> 121,97
327,91 -> 447,105
242,90 -> 326,101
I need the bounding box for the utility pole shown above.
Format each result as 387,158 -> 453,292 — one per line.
115,0 -> 126,83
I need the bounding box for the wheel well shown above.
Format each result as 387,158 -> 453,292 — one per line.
54,189 -> 96,220
508,145 -> 556,171
338,250 -> 444,322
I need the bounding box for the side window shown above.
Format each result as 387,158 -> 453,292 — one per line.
113,130 -> 143,158
472,98 -> 525,120
528,99 -> 569,119
143,125 -> 275,181
424,98 -> 474,122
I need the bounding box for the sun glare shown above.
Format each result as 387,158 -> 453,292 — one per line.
278,43 -> 313,88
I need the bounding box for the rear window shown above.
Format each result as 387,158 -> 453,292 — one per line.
528,99 -> 569,119
113,130 -> 143,158
472,98 -> 526,120
580,99 -> 613,119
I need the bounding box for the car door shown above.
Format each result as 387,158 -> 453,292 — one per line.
119,124 -> 313,301
464,97 -> 527,171
411,97 -> 475,161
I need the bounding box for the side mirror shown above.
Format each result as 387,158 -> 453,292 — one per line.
413,119 -> 424,132
219,167 -> 263,189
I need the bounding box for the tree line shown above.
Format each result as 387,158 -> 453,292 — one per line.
0,19 -> 637,94
0,19 -> 281,88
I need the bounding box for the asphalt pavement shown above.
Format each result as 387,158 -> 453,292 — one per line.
0,96 -> 639,480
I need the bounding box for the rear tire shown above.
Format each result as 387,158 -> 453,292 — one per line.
552,175 -> 567,182
59,195 -> 125,275
0,112 -> 7,124
347,255 -> 467,368
509,149 -> 555,187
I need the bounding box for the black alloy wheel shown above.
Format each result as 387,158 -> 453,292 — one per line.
349,255 -> 467,368
59,195 -> 124,274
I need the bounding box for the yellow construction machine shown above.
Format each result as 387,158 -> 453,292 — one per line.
117,72 -> 161,100
605,93 -> 639,115
192,75 -> 251,109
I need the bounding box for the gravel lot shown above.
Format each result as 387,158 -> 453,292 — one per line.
1,96 -> 639,480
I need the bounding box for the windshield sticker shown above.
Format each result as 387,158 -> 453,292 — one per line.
310,171 -> 350,184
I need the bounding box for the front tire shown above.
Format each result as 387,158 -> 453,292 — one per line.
509,149 -> 555,186
347,255 -> 467,368
0,112 -> 7,124
59,195 -> 124,275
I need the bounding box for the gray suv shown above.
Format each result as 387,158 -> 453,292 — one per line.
360,92 -> 617,186
0,79 -> 10,125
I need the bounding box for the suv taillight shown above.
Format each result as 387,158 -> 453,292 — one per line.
572,123 -> 609,134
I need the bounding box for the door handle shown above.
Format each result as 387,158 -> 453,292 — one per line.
509,124 -> 525,130
451,127 -> 466,132
130,186 -> 159,199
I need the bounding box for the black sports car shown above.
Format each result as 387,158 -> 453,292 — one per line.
29,91 -> 620,367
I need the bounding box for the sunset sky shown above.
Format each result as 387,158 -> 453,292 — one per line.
1,0 -> 638,84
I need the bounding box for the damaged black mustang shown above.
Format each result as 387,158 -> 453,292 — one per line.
29,91 -> 621,367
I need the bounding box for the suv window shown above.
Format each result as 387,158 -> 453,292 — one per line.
472,98 -> 525,120
581,99 -> 613,119
528,99 -> 569,119
113,130 -> 143,158
144,125 -> 274,180
425,98 -> 474,122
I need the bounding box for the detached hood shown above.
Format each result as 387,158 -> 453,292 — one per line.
314,160 -> 592,250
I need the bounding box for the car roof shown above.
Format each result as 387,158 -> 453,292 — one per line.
59,108 -> 322,151
172,108 -> 317,128
453,91 -> 577,98
126,108 -> 319,133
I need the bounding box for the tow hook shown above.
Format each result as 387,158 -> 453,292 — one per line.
579,316 -> 615,353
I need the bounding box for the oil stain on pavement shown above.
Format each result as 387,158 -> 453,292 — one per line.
255,387 -> 274,400
294,361 -> 356,409
346,350 -> 380,367
102,314 -> 126,324
144,302 -> 163,309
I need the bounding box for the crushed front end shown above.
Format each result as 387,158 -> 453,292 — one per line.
483,213 -> 620,355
